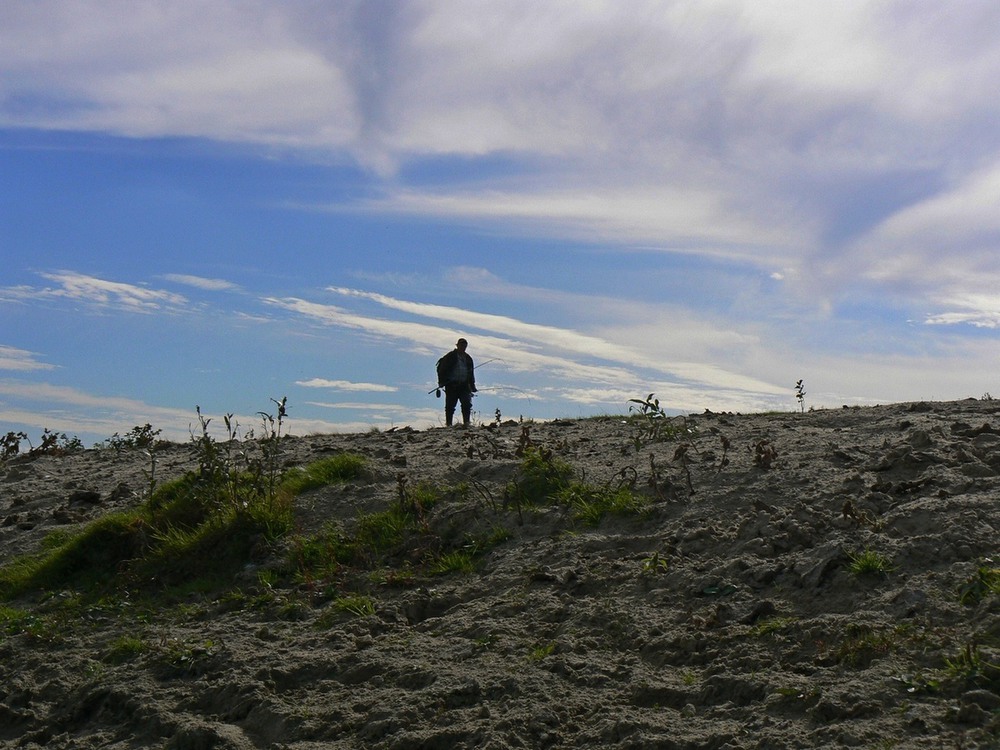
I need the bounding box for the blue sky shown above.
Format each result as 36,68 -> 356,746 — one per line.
3,1 -> 1000,444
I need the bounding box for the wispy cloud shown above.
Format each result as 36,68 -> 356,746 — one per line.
296,378 -> 397,393
0,345 -> 55,372
163,273 -> 241,292
0,271 -> 189,313
324,286 -> 783,395
348,186 -> 802,264
0,380 -> 196,441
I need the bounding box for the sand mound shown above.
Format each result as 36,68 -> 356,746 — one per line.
1,400 -> 998,748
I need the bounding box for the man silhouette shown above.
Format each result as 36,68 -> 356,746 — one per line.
436,338 -> 476,427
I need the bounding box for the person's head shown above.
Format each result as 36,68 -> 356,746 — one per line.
456,338 -> 468,352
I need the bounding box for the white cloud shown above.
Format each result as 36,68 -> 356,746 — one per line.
352,186 -> 800,264
269,286 -> 785,402
163,274 -> 241,292
5,2 -> 1000,290
0,271 -> 190,313
0,345 -> 55,372
836,158 -> 1000,304
296,378 -> 397,393
0,2 -> 360,147
0,379 -> 196,441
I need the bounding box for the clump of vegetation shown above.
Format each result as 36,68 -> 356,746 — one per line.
943,642 -> 1000,689
98,423 -> 163,452
958,563 -> 1000,605
847,548 -> 896,577
557,482 -> 649,525
751,616 -> 799,638
288,477 -> 494,595
752,439 -> 778,470
627,393 -> 696,451
795,379 -> 806,413
503,443 -> 648,526
280,454 -> 367,496
835,623 -> 907,667
1,428 -> 84,461
0,398 -> 341,601
0,431 -> 28,461
507,446 -> 574,507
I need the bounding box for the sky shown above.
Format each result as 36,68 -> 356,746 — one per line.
3,1 -> 1000,445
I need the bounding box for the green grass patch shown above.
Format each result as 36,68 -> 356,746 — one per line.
429,549 -> 476,575
105,635 -> 148,664
279,454 -> 367,496
0,453 -> 366,602
557,483 -> 649,525
847,548 -> 896,577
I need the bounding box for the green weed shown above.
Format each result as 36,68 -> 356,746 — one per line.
105,635 -> 148,664
627,393 -> 694,450
99,424 -> 162,452
835,624 -> 906,667
958,563 -> 1000,605
943,643 -> 1000,688
332,594 -> 376,619
557,483 -> 649,525
528,642 -> 556,662
429,549 -> 476,575
640,552 -> 669,576
847,548 -> 896,577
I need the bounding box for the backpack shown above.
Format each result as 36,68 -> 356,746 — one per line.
436,353 -> 450,386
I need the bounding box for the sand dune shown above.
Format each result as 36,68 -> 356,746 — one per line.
1,400 -> 998,748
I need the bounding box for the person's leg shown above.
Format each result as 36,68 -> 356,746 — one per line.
459,388 -> 473,426
444,387 -> 458,426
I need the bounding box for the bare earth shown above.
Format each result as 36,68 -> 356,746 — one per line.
1,400 -> 998,749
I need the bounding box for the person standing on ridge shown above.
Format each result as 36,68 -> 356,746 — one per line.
436,338 -> 476,427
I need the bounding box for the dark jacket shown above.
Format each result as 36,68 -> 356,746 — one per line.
436,349 -> 476,390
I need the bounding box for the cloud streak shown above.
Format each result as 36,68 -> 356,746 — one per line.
0,345 -> 55,372
296,378 -> 398,393
0,271 -> 190,313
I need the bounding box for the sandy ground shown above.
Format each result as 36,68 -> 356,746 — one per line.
1,399 -> 998,749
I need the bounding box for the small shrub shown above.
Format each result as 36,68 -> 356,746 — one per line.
507,446 -> 573,506
528,642 -> 556,662
640,552 -> 669,576
1,431 -> 28,461
627,393 -> 694,450
100,424 -> 162,451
